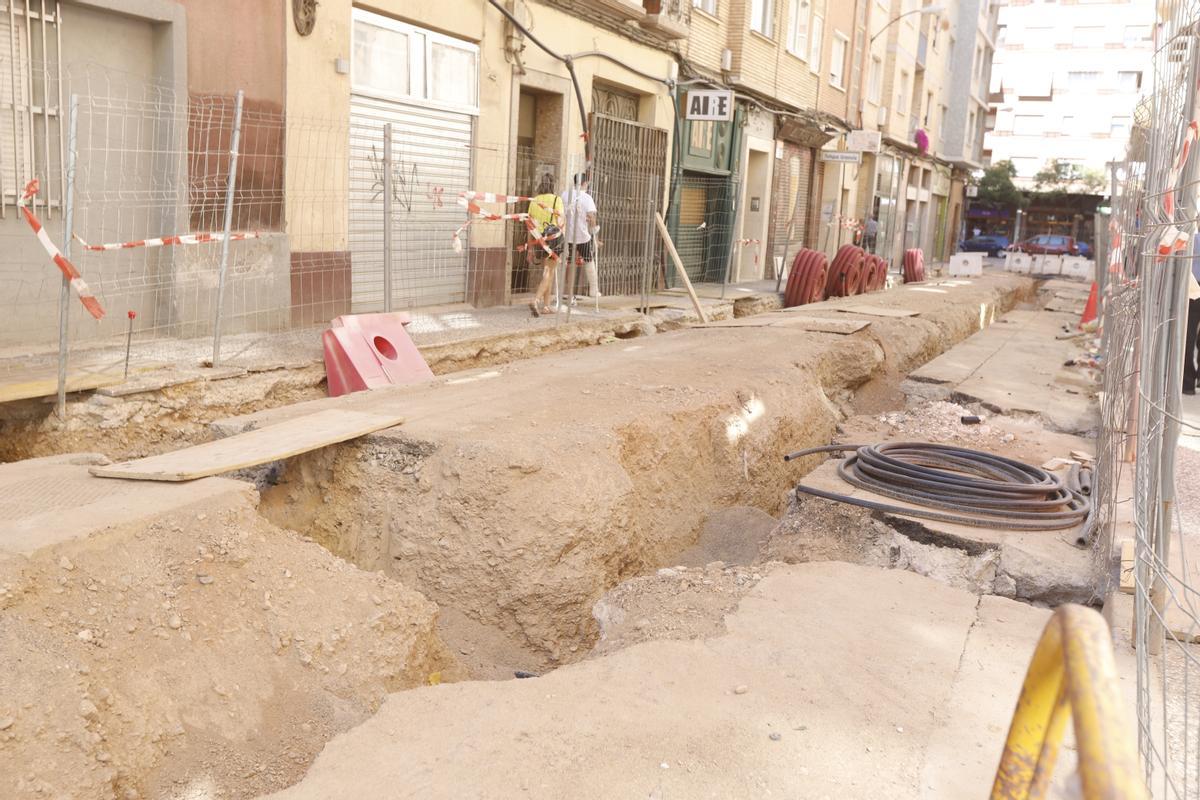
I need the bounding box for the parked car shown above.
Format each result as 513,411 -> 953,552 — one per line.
1014,234 -> 1079,256
1076,241 -> 1092,258
960,235 -> 1011,257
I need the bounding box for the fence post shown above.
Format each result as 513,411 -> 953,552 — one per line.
211,89 -> 244,368
382,122 -> 394,312
640,174 -> 659,314
55,93 -> 80,420
721,177 -> 741,300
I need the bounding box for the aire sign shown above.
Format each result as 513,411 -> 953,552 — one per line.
685,90 -> 734,122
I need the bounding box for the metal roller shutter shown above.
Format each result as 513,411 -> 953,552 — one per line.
348,95 -> 473,309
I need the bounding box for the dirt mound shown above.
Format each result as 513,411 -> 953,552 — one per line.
0,487 -> 458,800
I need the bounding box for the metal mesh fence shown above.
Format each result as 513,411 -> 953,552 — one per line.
1093,4 -> 1200,796
0,75 -> 731,395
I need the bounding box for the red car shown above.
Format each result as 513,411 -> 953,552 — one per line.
1013,234 -> 1079,256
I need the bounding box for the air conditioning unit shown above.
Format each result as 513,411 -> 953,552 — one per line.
877,105 -> 889,126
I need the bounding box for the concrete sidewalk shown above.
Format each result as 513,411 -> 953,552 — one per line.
267,562 -> 1062,800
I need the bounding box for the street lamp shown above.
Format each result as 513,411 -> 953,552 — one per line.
869,5 -> 946,45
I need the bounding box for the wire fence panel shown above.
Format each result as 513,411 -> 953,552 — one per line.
1094,3 -> 1200,797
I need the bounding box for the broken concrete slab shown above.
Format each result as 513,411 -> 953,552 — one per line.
921,595 -> 1079,798
270,562 -> 1041,800
909,308 -> 1097,434
797,440 -> 1094,605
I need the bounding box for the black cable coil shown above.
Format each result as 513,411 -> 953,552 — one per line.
784,442 -> 1091,532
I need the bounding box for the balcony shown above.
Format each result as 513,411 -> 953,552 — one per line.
640,0 -> 689,39
578,0 -> 646,23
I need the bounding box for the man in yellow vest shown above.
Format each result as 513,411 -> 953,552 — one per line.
528,174 -> 564,316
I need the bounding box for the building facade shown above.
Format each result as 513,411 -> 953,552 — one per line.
984,0 -> 1154,188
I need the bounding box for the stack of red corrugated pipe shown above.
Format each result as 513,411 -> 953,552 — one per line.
826,244 -> 870,297
903,248 -> 925,283
783,248 -> 828,307
862,253 -> 888,292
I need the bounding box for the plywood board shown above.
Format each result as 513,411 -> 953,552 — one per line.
1120,539 -> 1135,594
837,304 -> 920,318
700,315 -> 870,334
91,408 -> 404,482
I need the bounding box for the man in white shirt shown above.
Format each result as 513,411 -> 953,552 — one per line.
561,172 -> 600,300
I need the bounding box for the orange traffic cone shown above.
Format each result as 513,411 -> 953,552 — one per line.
1079,282 -> 1099,329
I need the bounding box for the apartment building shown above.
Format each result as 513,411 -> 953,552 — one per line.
984,0 -> 1154,188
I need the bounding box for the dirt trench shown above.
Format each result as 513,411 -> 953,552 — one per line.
252,277 -> 1034,669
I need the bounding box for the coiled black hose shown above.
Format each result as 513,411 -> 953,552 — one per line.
783,442 -> 1091,532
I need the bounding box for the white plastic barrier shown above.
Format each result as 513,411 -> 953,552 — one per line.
949,252 -> 984,277
1032,255 -> 1062,275
1005,252 -> 1032,273
1060,256 -> 1095,281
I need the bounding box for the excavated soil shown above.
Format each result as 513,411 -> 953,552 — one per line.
0,483 -> 459,800
251,276 -> 1033,667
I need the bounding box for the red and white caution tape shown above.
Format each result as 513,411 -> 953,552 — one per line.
736,238 -> 762,266
18,179 -> 105,321
72,230 -> 262,251
451,191 -> 559,263
1165,120 -> 1199,217
1155,225 -> 1189,263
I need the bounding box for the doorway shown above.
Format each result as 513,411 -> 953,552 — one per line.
510,88 -> 564,294
738,147 -> 770,281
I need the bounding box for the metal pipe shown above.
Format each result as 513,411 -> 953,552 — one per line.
211,89 -> 243,368
55,91 -> 76,420
640,174 -> 658,314
382,122 -> 393,313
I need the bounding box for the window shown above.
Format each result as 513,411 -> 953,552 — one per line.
787,0 -> 809,56
897,70 -> 910,114
1013,114 -> 1045,135
923,90 -> 933,126
353,17 -> 410,98
968,109 -> 976,137
693,0 -> 717,14
829,33 -> 848,88
1067,70 -> 1102,89
1011,157 -> 1038,177
809,14 -> 824,70
973,45 -> 983,82
1025,27 -> 1054,48
689,121 -> 714,155
751,0 -> 773,36
867,55 -> 883,103
1124,25 -> 1150,46
1110,116 -> 1131,137
1116,71 -> 1142,91
352,10 -> 479,112
1072,26 -> 1105,47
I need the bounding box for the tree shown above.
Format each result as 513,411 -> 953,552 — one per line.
975,160 -> 1028,208
1033,159 -> 1107,196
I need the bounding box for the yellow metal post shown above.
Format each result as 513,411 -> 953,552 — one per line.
990,605 -> 1147,800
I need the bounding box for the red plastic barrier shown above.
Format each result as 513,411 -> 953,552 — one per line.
322,312 -> 435,397
903,249 -> 925,284
865,255 -> 888,292
784,249 -> 828,307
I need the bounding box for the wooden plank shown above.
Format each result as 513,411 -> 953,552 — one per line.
837,304 -> 920,318
1119,539 -> 1135,594
0,370 -> 123,403
700,315 -> 870,334
654,211 -> 708,324
91,408 -> 404,482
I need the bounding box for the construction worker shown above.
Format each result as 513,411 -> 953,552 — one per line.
528,175 -> 564,317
